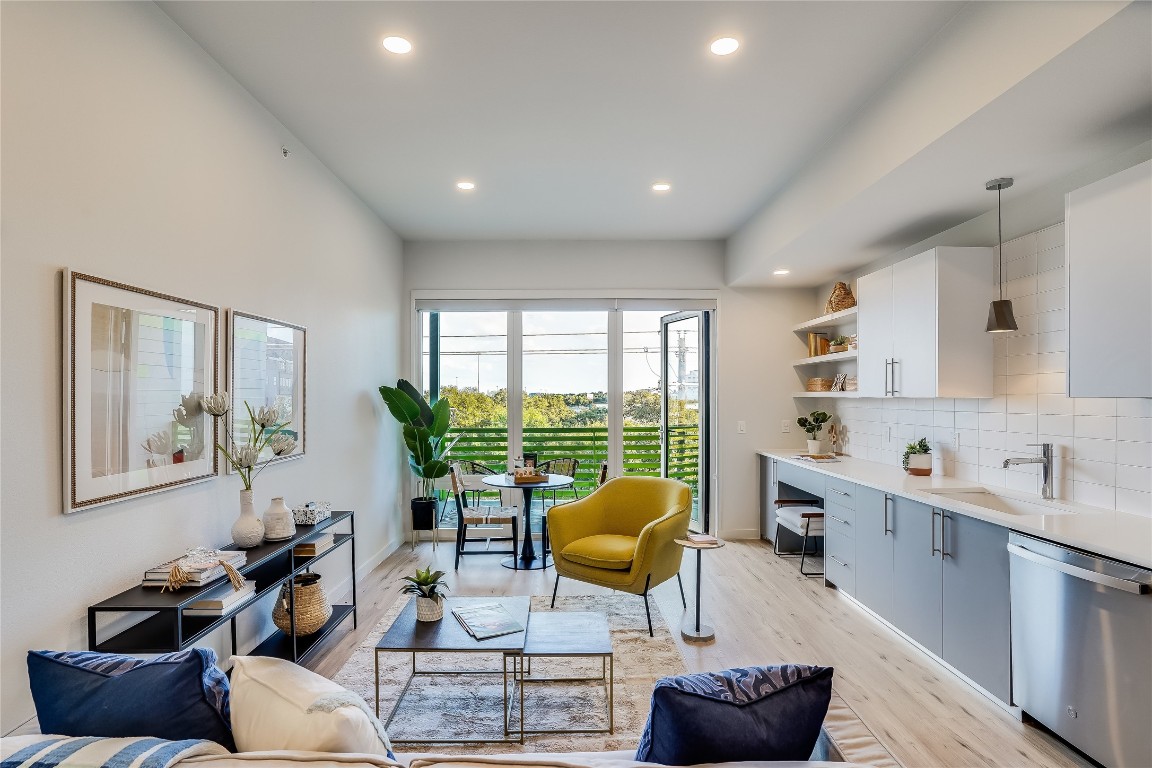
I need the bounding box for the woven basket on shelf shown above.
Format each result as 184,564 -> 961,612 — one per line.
845,376 -> 858,392
806,377 -> 835,392
825,282 -> 857,314
272,572 -> 331,636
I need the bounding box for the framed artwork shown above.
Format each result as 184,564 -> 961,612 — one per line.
228,310 -> 306,468
63,270 -> 219,513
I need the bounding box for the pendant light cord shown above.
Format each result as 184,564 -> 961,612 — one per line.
997,186 -> 1004,301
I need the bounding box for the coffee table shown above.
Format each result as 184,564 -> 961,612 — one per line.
374,596 -> 530,744
509,611 -> 614,736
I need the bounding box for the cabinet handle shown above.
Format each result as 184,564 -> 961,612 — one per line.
930,509 -> 941,557
884,359 -> 891,397
883,494 -> 892,535
828,515 -> 850,525
942,514 -> 952,558
890,359 -> 900,396
829,555 -> 847,567
830,488 -> 850,496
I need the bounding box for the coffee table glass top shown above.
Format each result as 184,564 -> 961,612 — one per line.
376,596 -> 530,653
523,611 -> 611,656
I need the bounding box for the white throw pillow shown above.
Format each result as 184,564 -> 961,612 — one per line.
229,655 -> 393,756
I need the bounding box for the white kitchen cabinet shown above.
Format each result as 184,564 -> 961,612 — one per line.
856,246 -> 994,398
1066,160 -> 1152,398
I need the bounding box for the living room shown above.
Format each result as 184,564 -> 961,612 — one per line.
2,2 -> 1150,768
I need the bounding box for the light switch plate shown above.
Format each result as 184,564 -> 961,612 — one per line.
781,420 -> 791,433
737,420 -> 747,434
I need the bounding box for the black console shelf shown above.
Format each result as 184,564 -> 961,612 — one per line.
88,511 -> 357,663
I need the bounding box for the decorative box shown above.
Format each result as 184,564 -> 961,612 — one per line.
292,501 -> 332,525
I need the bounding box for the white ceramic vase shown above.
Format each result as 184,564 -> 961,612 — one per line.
415,596 -> 444,622
231,489 -> 265,548
263,496 -> 296,541
807,439 -> 823,455
906,453 -> 933,476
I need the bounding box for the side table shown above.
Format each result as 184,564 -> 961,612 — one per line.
675,538 -> 725,643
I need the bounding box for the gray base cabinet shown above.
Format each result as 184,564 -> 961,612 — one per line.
759,456 -> 778,541
890,496 -> 943,656
854,486 -> 895,622
942,512 -> 1012,704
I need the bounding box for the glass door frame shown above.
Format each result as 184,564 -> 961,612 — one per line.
660,310 -> 711,533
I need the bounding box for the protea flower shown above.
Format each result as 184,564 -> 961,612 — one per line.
180,393 -> 202,417
141,431 -> 172,456
253,406 -> 280,429
234,444 -> 261,469
268,434 -> 297,456
201,392 -> 230,417
172,405 -> 199,428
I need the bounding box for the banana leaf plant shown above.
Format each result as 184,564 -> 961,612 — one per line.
378,379 -> 460,500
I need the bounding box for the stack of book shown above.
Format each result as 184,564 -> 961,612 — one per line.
183,580 -> 256,617
687,532 -> 719,545
142,550 -> 247,589
293,533 -> 335,557
451,603 -> 524,640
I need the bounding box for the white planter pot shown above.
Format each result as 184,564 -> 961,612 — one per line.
263,496 -> 296,541
906,453 -> 933,476
415,596 -> 444,622
231,489 -> 265,548
806,439 -> 823,455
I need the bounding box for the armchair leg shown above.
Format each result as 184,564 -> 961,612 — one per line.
641,574 -> 653,638
512,517 -> 519,570
454,522 -> 465,570
676,572 -> 686,608
551,573 -> 560,608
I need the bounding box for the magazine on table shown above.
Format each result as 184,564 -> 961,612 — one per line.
451,603 -> 524,640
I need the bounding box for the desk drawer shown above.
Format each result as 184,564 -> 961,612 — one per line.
825,500 -> 855,536
826,530 -> 855,595
825,478 -> 856,508
777,461 -> 825,499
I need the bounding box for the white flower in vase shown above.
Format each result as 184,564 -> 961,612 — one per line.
268,434 -> 297,457
234,444 -> 261,469
254,406 -> 280,429
201,392 -> 230,417
141,431 -> 172,457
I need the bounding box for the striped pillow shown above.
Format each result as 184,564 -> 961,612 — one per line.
0,735 -> 228,768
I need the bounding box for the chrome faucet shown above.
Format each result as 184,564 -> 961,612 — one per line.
1003,443 -> 1054,500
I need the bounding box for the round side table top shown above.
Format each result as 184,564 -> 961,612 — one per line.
675,538 -> 725,550
481,473 -> 574,491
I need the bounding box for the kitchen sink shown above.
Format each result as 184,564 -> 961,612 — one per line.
925,488 -> 1078,516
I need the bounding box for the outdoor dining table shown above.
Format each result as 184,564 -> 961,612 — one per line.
482,473 -> 574,571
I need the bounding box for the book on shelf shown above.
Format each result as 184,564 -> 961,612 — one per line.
143,550 -> 247,588
293,533 -> 335,557
687,532 -> 719,545
451,603 -> 524,640
184,581 -> 257,617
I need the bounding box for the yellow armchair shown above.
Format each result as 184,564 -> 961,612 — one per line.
548,476 -> 692,636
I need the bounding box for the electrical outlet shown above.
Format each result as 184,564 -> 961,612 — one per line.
780,420 -> 791,433
953,432 -> 961,450
737,421 -> 747,434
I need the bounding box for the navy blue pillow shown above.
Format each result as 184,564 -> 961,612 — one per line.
636,665 -> 833,765
27,649 -> 234,750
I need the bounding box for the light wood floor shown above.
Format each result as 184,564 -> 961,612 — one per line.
309,537 -> 1090,768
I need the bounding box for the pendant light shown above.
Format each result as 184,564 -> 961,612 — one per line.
985,177 -> 1018,333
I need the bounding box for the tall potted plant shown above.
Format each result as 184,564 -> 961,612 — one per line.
378,379 -> 459,532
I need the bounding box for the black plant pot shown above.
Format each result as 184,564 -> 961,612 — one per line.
411,497 -> 437,532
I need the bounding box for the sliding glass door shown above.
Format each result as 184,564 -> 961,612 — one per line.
660,311 -> 709,532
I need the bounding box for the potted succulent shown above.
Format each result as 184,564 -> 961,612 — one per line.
400,566 -> 449,622
829,335 -> 850,353
903,438 -> 933,476
378,379 -> 459,533
797,411 -> 832,454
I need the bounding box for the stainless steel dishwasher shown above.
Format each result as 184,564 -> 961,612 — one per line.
1008,532 -> 1152,768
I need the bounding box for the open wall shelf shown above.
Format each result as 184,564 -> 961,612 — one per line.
793,350 -> 858,367
791,306 -> 858,333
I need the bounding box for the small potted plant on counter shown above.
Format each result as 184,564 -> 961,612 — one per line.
797,411 -> 832,455
829,335 -> 850,353
903,438 -> 933,476
400,566 -> 449,622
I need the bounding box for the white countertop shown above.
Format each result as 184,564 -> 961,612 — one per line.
758,449 -> 1152,569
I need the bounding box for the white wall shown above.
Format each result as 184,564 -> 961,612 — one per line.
818,222 -> 1151,518
403,241 -> 816,540
1,2 -> 405,732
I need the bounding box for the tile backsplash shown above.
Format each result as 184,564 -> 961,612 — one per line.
823,222 -> 1152,518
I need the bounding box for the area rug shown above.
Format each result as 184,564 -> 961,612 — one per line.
333,595 -> 682,754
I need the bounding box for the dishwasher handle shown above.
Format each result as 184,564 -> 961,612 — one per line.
1008,543 -> 1151,594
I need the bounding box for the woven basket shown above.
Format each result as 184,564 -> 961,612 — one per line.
272,572 -> 331,636
845,376 -> 858,392
806,377 -> 835,392
825,282 -> 857,314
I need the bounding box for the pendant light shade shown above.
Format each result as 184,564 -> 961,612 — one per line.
985,177 -> 1018,333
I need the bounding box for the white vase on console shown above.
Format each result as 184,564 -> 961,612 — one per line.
263,496 -> 296,541
232,489 -> 264,548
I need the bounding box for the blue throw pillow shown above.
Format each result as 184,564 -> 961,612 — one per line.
635,665 -> 833,765
27,649 -> 234,750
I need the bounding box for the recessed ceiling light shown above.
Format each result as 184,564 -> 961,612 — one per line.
382,36 -> 412,54
456,181 -> 475,191
773,269 -> 790,276
651,182 -> 672,192
710,37 -> 739,56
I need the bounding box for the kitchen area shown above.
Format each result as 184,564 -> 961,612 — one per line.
759,160 -> 1151,768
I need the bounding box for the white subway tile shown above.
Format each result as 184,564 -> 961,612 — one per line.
994,375 -> 1010,395
914,398 -> 935,411
1011,293 -> 1039,317
957,428 -> 980,447
1003,233 -> 1035,261
1038,414 -> 1074,436
1036,225 -> 1064,251
1118,399 -> 1152,418
1117,441 -> 1152,468
1013,314 -> 1041,336
1007,334 -> 1039,357
1117,417 -> 1152,443
1074,480 -> 1115,509
979,465 -> 1007,486
1008,374 -> 1040,395
1006,394 -> 1038,414
1074,398 -> 1118,417
1037,331 -> 1065,355
1037,309 -> 1066,333
1074,415 -> 1117,441
1005,430 -> 1039,454
1004,274 -> 1036,299
1003,469 -> 1039,494
981,431 -> 1008,451
934,398 -> 955,411
1072,458 -> 1116,486
1007,355 -> 1039,376
915,410 -> 934,428
933,427 -> 956,449
1037,247 -> 1065,273
1037,394 -> 1074,415
957,445 -> 980,464
1037,288 -> 1065,313
933,411 -> 955,428
980,395 -> 1007,413
1035,352 -> 1066,374
1037,268 -> 1065,294
1116,488 -> 1152,518
1007,413 -> 1037,435
993,354 -> 1008,376
1117,464 -> 1152,493
1035,372 -> 1066,394
1074,437 -> 1117,463
954,398 -> 980,412
980,412 -> 1007,432
956,411 -> 980,430
955,462 -> 981,482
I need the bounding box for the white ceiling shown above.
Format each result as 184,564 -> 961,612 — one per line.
159,1 -> 966,240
